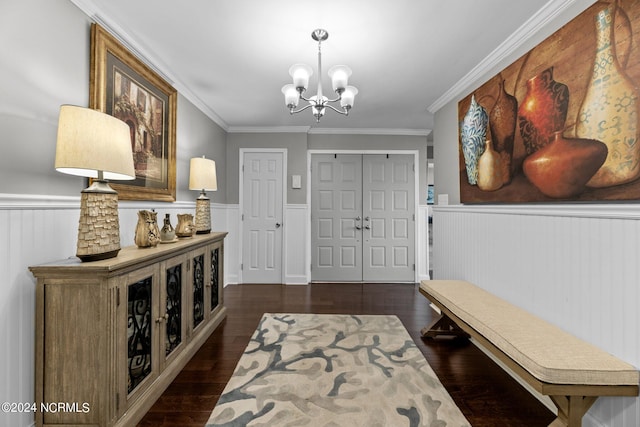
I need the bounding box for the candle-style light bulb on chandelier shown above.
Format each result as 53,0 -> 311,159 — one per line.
282,29 -> 358,123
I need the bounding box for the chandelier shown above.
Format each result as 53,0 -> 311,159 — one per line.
282,29 -> 358,123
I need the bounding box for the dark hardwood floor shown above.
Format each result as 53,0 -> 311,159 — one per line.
138,283 -> 555,426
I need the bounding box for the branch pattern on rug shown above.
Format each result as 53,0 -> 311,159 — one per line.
206,313 -> 470,427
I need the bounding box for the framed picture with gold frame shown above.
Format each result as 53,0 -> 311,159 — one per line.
89,23 -> 177,202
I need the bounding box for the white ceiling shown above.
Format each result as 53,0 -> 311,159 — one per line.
70,0 -> 559,135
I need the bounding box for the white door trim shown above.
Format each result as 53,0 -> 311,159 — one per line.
239,148 -> 288,283
307,149 -> 420,282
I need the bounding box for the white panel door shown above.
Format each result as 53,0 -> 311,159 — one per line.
362,154 -> 415,281
241,151 -> 284,283
310,153 -> 414,282
311,154 -> 363,281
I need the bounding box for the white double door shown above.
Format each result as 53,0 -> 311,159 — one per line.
311,153 -> 415,282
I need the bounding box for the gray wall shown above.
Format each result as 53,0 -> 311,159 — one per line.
178,99 -> 228,203
0,0 -> 226,203
0,0 -> 93,197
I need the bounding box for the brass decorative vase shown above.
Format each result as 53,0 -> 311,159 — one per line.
576,3 -> 640,188
523,131 -> 608,198
176,213 -> 195,238
134,210 -> 160,248
160,213 -> 176,242
518,67 -> 569,155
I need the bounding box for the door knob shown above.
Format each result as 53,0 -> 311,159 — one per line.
355,225 -> 362,230
275,222 -> 282,228
365,225 -> 371,230
355,216 -> 361,221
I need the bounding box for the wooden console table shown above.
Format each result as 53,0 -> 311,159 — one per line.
29,232 -> 227,427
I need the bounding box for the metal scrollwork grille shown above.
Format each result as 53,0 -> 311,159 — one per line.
127,276 -> 152,394
165,264 -> 182,356
210,248 -> 219,312
193,254 -> 204,328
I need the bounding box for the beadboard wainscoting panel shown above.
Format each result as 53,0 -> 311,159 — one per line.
432,205 -> 640,427
417,204 -> 431,282
223,204 -> 240,284
1,198 -> 78,427
284,204 -> 308,284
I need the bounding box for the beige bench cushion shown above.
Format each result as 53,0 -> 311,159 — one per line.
421,280 -> 639,386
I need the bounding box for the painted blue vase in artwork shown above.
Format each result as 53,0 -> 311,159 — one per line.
460,95 -> 488,185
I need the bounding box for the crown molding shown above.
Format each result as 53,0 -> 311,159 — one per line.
227,126 -> 311,134
308,128 -> 432,136
226,126 -> 432,136
427,0 -> 587,113
68,0 -> 230,132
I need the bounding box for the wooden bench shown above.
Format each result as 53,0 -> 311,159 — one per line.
419,280 -> 639,427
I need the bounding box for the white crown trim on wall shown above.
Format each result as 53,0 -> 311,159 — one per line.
433,203 -> 640,220
427,0 -> 588,114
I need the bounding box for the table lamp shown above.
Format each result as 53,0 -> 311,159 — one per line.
55,105 -> 135,261
189,156 -> 217,234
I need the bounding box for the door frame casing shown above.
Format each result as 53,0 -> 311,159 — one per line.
239,148 -> 288,283
307,149 -> 421,282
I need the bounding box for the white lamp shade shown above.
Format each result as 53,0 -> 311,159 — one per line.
289,63 -> 313,90
55,105 -> 135,180
328,65 -> 352,92
189,157 -> 217,191
281,84 -> 299,107
340,86 -> 359,108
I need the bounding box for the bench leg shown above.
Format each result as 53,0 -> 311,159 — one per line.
548,396 -> 597,427
420,313 -> 470,339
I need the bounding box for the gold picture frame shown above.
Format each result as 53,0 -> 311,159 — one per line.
90,23 -> 177,202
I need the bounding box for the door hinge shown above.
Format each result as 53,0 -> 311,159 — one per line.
412,214 -> 415,221
413,264 -> 416,271
241,213 -> 244,221
241,263 -> 243,270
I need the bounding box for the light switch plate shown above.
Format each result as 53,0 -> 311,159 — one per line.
292,175 -> 302,189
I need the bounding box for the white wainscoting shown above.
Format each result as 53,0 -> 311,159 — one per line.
284,204 -> 308,284
417,204 -> 431,282
433,204 -> 640,427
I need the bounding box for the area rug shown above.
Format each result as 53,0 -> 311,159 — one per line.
206,313 -> 470,427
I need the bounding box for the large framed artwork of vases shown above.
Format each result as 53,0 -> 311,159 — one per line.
459,0 -> 640,203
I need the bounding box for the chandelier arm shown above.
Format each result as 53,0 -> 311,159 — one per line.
289,104 -> 315,115
326,95 -> 342,104
324,104 -> 349,116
